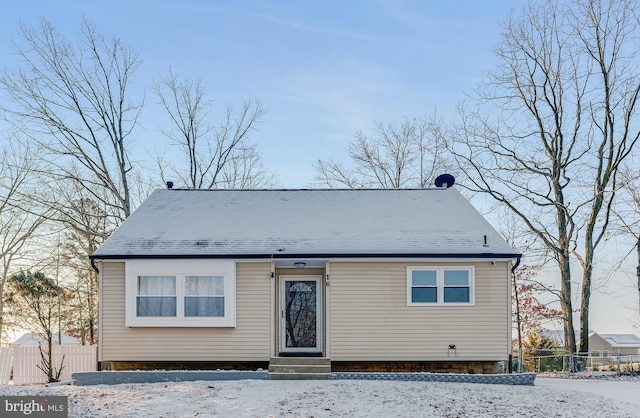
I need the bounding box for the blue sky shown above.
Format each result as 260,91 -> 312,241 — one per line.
2,1 -> 638,335
0,0 -> 526,187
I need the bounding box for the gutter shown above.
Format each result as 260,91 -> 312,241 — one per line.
89,252 -> 522,261
510,255 -> 522,273
90,258 -> 100,274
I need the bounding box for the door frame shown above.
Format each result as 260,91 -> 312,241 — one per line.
279,275 -> 323,354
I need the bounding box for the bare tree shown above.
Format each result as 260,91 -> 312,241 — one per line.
58,197 -> 106,344
154,70 -> 274,189
567,0 -> 640,353
313,115 -> 447,189
0,17 -> 143,223
4,271 -> 68,382
449,0 -> 640,353
616,167 -> 640,319
0,141 -> 47,345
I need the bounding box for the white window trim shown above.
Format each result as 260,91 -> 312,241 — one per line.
406,266 -> 475,306
125,259 -> 236,327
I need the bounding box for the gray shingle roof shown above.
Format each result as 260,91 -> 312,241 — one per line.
92,188 -> 518,259
600,334 -> 640,348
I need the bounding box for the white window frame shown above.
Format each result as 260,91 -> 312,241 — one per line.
125,259 -> 236,327
406,266 -> 475,306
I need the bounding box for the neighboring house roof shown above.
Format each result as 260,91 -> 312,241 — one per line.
13,332 -> 80,346
92,188 -> 519,260
542,330 -> 640,349
598,334 -> 640,348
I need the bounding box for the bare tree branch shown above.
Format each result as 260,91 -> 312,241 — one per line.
154,69 -> 274,189
313,115 -> 448,189
0,17 -> 143,222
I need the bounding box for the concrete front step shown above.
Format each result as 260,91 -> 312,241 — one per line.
267,357 -> 331,380
269,357 -> 331,366
268,364 -> 331,374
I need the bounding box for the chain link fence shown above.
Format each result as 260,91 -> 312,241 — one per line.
511,349 -> 640,374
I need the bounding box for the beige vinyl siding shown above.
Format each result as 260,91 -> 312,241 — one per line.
328,262 -> 510,361
588,334 -> 640,356
99,261 -> 272,362
588,334 -> 613,353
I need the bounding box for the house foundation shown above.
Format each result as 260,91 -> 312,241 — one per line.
331,361 -> 500,374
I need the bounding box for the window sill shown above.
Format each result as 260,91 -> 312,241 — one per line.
126,317 -> 236,327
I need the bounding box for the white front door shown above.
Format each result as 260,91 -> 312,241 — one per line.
280,276 -> 322,354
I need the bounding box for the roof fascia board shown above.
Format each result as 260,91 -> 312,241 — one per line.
90,252 -> 521,262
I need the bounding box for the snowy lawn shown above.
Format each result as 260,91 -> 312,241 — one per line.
2,376 -> 640,417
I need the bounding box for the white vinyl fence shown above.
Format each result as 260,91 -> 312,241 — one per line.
0,345 -> 96,385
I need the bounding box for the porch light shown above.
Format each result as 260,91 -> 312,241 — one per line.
448,344 -> 458,357
294,262 -> 306,268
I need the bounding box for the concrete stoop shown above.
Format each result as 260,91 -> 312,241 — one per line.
267,357 -> 331,380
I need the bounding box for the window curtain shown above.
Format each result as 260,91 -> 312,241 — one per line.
185,276 -> 224,317
137,275 -> 177,316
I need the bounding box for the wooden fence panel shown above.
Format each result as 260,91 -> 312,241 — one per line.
0,347 -> 12,385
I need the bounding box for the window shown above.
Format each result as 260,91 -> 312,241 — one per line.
407,266 -> 474,306
137,275 -> 177,317
126,260 -> 235,327
410,270 -> 437,303
184,275 -> 224,317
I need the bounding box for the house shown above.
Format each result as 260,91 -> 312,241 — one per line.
588,333 -> 640,356
540,329 -> 640,356
90,185 -> 520,373
13,332 -> 81,346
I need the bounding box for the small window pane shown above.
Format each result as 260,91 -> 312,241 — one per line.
185,297 -> 224,317
138,276 -> 176,295
185,276 -> 224,296
444,270 -> 469,286
137,296 -> 177,316
412,287 -> 437,303
412,270 -> 437,286
444,287 -> 469,303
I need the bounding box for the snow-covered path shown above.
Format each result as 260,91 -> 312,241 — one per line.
536,376 -> 640,407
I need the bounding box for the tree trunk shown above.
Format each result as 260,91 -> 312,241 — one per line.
512,270 -> 524,372
579,258 -> 593,353
47,332 -> 53,383
559,252 -> 576,355
637,234 -> 640,317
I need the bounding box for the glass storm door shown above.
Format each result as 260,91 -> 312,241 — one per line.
280,277 -> 322,353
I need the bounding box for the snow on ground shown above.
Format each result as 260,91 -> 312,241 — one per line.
537,376 -> 640,408
2,377 -> 640,417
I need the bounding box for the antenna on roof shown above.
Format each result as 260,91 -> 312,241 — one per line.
166,181 -> 174,189
434,174 -> 455,188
